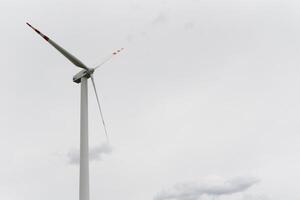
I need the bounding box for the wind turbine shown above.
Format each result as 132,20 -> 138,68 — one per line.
26,22 -> 123,200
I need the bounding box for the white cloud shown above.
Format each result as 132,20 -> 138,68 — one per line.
154,176 -> 259,200
67,143 -> 112,165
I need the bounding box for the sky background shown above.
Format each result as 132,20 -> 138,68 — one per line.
1,0 -> 300,199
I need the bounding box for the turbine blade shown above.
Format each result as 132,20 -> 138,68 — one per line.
90,74 -> 109,141
94,48 -> 124,70
26,22 -> 88,70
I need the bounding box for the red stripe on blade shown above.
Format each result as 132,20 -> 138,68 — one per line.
43,35 -> 49,41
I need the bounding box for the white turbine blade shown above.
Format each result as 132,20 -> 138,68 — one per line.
26,22 -> 88,70
90,74 -> 109,141
94,48 -> 124,70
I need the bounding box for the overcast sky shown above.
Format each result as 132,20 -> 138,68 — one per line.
1,0 -> 300,199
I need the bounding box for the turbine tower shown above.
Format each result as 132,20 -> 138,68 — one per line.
26,22 -> 123,200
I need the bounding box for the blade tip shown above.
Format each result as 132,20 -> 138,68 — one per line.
26,22 -> 35,30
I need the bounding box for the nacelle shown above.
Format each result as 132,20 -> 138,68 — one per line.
73,69 -> 94,83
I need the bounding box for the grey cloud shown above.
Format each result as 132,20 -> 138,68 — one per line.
184,22 -> 195,30
154,176 -> 259,200
242,194 -> 270,200
68,143 -> 112,165
125,11 -> 169,43
152,12 -> 168,25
